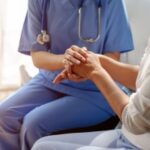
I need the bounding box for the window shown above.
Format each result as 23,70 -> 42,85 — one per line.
0,0 -> 37,88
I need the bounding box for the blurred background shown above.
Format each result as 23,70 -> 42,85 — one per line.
0,0 -> 37,100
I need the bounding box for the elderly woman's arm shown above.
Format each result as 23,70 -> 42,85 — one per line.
89,65 -> 129,120
99,55 -> 139,91
72,52 -> 150,134
71,52 -> 130,119
74,57 -> 150,134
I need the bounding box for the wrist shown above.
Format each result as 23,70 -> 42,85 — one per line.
98,55 -> 107,68
59,54 -> 65,69
89,67 -> 105,80
49,54 -> 65,70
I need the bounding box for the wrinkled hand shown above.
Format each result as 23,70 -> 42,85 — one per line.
53,69 -> 87,84
63,45 -> 88,67
53,46 -> 88,84
53,46 -> 102,84
72,51 -> 102,79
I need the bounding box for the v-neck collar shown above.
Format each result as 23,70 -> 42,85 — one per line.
69,0 -> 101,8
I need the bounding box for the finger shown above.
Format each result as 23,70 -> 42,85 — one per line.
63,59 -> 73,67
70,73 -> 81,79
82,47 -> 88,51
68,74 -> 87,82
53,75 -> 64,84
67,73 -> 77,79
53,71 -> 67,84
67,49 -> 86,62
67,65 -> 73,74
71,45 -> 88,57
67,73 -> 79,81
64,65 -> 73,74
65,54 -> 81,65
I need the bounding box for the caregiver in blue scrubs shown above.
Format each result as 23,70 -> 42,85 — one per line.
0,0 -> 134,150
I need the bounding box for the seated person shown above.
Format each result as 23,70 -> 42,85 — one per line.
31,39 -> 150,150
0,0 -> 134,149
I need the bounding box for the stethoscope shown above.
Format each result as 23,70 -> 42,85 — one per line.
37,0 -> 101,45
36,0 -> 50,45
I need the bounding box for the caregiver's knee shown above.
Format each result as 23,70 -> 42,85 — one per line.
21,113 -> 44,145
21,115 -> 38,136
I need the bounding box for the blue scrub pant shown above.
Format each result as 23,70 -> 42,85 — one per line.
0,74 -> 112,150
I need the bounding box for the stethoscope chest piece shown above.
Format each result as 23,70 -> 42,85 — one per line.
37,30 -> 50,45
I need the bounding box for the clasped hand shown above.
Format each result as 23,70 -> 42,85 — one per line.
53,45 -> 101,84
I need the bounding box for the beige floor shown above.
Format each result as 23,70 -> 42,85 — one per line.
0,91 -> 14,101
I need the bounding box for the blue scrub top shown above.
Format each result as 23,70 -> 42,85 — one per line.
18,0 -> 134,114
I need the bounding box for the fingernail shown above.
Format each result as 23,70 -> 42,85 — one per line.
68,73 -> 71,77
77,61 -> 80,64
82,57 -> 86,61
82,47 -> 87,50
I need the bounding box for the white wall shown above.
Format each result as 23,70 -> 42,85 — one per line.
121,0 -> 150,65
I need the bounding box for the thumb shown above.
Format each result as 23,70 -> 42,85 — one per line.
53,70 -> 67,84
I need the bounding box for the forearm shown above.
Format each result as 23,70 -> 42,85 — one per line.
100,55 -> 139,90
90,68 -> 129,118
31,51 -> 64,71
104,52 -> 120,61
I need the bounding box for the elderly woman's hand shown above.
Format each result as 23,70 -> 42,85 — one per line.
53,68 -> 87,84
72,51 -> 102,79
53,47 -> 102,84
53,46 -> 88,84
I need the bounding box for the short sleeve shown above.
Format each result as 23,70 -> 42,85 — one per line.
18,0 -> 50,55
103,0 -> 134,53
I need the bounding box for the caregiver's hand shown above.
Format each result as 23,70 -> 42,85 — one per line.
53,68 -> 87,84
53,46 -> 88,84
63,45 -> 88,67
72,51 -> 102,79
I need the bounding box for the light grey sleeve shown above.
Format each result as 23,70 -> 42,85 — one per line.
122,74 -> 150,134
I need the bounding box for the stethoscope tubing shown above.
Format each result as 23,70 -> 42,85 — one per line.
37,0 -> 101,45
78,7 -> 101,43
